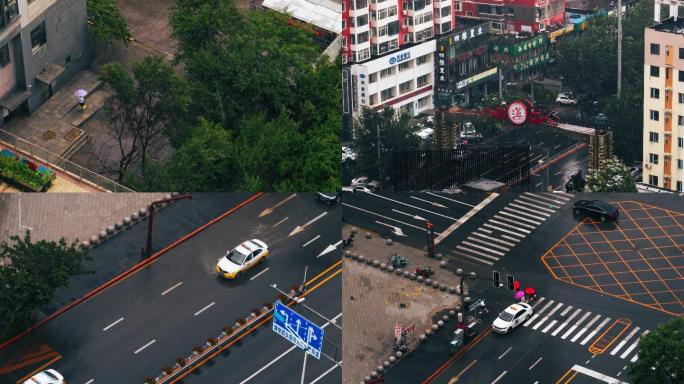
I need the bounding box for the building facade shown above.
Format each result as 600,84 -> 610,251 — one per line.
642,12 -> 684,192
490,32 -> 551,85
0,0 -> 89,124
454,0 -> 565,34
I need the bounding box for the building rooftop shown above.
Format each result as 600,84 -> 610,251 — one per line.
650,16 -> 684,34
565,0 -> 614,13
261,0 -> 342,34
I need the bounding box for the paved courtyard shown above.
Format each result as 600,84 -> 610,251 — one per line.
542,200 -> 684,316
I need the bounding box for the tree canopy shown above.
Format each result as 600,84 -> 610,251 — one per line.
0,231 -> 91,341
628,317 -> 684,384
586,158 -> 637,192
87,0 -> 131,46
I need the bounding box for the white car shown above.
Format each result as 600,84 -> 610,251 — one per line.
342,146 -> 357,162
216,239 -> 269,279
492,303 -> 533,334
23,370 -> 64,384
351,176 -> 379,191
415,127 -> 434,140
556,93 -> 577,106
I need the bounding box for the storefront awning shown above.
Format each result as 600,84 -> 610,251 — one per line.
0,89 -> 30,111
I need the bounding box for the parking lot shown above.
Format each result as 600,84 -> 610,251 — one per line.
542,200 -> 684,316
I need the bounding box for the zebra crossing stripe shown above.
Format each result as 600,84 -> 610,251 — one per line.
466,236 -> 510,251
562,311 -> 591,339
514,197 -> 558,213
472,232 -> 516,247
497,211 -> 541,226
525,192 -> 565,206
479,228 -> 493,234
494,214 -> 537,229
571,315 -> 602,343
544,192 -> 571,201
542,320 -> 558,333
501,234 -> 521,242
580,317 -> 612,345
524,314 -> 540,327
560,305 -> 574,316
488,219 -> 531,234
509,203 -> 552,217
531,297 -> 546,309
453,250 -> 495,266
536,300 -> 556,315
483,223 -> 526,237
502,207 -> 545,223
455,246 -> 499,261
462,241 -> 506,256
533,302 -> 563,330
621,330 -> 649,360
610,327 -> 640,356
553,308 -> 582,336
630,354 -> 639,363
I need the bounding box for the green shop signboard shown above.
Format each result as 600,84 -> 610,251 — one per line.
512,52 -> 551,72
491,34 -> 549,57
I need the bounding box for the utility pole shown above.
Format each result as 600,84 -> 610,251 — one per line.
498,63 -> 504,99
376,111 -> 382,183
617,0 -> 623,97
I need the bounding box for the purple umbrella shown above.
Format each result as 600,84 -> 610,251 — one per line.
514,290 -> 525,300
74,89 -> 88,98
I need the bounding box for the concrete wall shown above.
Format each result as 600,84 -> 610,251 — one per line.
0,39 -> 18,97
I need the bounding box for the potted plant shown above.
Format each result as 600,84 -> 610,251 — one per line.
176,357 -> 187,367
161,366 -> 173,376
207,337 -> 217,346
223,326 -> 233,336
144,377 -> 155,384
192,346 -> 203,356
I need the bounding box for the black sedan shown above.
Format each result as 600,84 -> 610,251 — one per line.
572,200 -> 619,222
315,192 -> 341,205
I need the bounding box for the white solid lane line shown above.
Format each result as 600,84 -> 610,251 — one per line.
309,363 -> 341,384
529,357 -> 543,370
162,281 -> 183,296
392,209 -> 427,221
508,203 -> 552,217
502,207 -> 545,223
562,311 -> 591,339
239,313 -> 343,384
273,217 -> 289,228
483,223 -> 526,238
250,268 -> 270,281
501,234 -> 521,242
571,365 -> 629,384
134,339 -> 156,354
490,370 -> 508,384
515,197 -> 557,213
621,330 -> 649,359
102,317 -> 124,332
84,380 -> 95,384
410,195 -> 447,208
365,193 -> 459,221
194,302 -> 216,316
580,317 -> 612,345
488,219 -> 531,234
434,193 -> 499,245
610,327 -> 640,356
303,235 -> 321,247
342,203 -> 437,233
498,346 -> 512,360
425,191 -> 477,207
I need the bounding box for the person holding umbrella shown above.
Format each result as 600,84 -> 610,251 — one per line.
75,89 -> 88,110
524,287 -> 537,302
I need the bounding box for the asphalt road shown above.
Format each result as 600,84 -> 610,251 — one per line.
0,193 -> 341,384
532,146 -> 588,192
380,193 -> 681,384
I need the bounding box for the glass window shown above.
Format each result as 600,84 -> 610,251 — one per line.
649,153 -> 659,164
650,88 -> 660,99
650,43 -> 660,55
649,175 -> 658,186
398,61 -> 410,71
677,181 -> 683,192
0,43 -> 9,68
650,110 -> 659,121
679,70 -> 684,82
649,132 -> 659,142
30,22 -> 47,52
650,65 -> 659,77
678,137 -> 683,148
679,93 -> 684,104
678,159 -> 683,169
679,115 -> 684,126
680,47 -> 684,59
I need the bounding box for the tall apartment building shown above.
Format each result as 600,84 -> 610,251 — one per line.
0,0 -> 89,124
642,3 -> 684,192
454,0 -> 565,34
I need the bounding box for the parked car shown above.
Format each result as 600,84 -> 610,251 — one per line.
216,239 -> 269,279
556,93 -> 578,106
351,176 -> 380,191
342,146 -> 357,162
492,303 -> 533,334
572,200 -> 619,222
315,192 -> 341,205
22,370 -> 64,384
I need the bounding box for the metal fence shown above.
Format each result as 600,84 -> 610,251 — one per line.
391,146 -> 531,191
0,128 -> 134,192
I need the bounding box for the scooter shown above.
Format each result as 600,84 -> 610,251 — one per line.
415,266 -> 434,277
388,254 -> 408,268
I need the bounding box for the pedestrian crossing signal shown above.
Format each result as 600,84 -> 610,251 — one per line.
507,274 -> 515,291
493,271 -> 501,288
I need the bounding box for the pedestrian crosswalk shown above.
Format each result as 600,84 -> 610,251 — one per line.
519,297 -> 649,362
453,192 -> 573,265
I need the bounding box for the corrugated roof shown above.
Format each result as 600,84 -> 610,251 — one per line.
262,0 -> 342,34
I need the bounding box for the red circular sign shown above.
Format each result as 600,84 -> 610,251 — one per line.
507,101 -> 528,125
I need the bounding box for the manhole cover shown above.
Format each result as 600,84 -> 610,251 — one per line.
42,130 -> 56,140
63,128 -> 80,142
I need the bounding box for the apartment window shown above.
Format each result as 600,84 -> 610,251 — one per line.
368,93 -> 377,105
680,93 -> 684,104
677,180 -> 683,192
678,159 -> 683,170
416,54 -> 429,65
387,5 -> 397,17
398,80 -> 412,94
0,43 -> 9,68
355,0 -> 367,9
680,47 -> 684,59
649,153 -> 659,164
441,21 -> 451,34
649,175 -> 658,186
380,67 -> 395,78
417,74 -> 429,87
417,95 -> 431,108
650,88 -> 660,99
4,0 -> 18,23
650,65 -> 659,77
650,110 -> 659,121
378,25 -> 388,36
368,73 -> 377,83
440,5 -> 451,17
679,115 -> 684,126
492,21 -> 502,29
649,132 -> 659,143
398,61 -> 411,71
403,35 -> 410,43
477,4 -> 491,14
357,31 -> 369,44
30,22 -> 47,52
650,43 -> 660,55
679,70 -> 684,82
380,87 -> 394,101
679,137 -> 684,148
356,15 -> 368,27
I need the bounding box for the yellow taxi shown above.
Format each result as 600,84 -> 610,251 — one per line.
215,239 -> 269,279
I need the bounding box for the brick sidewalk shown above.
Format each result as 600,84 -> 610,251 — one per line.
342,225 -> 460,384
0,193 -> 166,245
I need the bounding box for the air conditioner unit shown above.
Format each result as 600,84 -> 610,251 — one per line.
645,163 -> 652,169
403,9 -> 408,15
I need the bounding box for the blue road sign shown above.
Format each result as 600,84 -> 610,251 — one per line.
272,301 -> 324,359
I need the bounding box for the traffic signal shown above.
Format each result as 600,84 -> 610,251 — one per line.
507,274 -> 515,291
492,271 -> 500,288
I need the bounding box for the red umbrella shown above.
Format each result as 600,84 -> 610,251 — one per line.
513,280 -> 521,291
524,287 -> 535,296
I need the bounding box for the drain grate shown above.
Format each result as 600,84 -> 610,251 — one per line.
42,130 -> 56,140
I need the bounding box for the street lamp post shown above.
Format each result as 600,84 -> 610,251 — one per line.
376,111 -> 382,184
459,271 -> 479,313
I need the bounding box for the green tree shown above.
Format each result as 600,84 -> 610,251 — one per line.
352,107 -> 421,182
99,55 -> 190,182
87,0 -> 131,46
628,317 -> 684,384
586,158 -> 637,192
0,231 -> 91,341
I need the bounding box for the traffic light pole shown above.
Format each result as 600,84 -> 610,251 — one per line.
426,221 -> 435,258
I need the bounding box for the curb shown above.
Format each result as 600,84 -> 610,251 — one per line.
0,193 -> 264,351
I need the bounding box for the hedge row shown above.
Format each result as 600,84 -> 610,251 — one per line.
0,155 -> 53,191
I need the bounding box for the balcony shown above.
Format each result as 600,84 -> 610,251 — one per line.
665,47 -> 673,67
665,134 -> 672,154
665,68 -> 673,89
664,177 -> 671,190
664,156 -> 672,177
665,113 -> 672,132
665,90 -> 672,111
